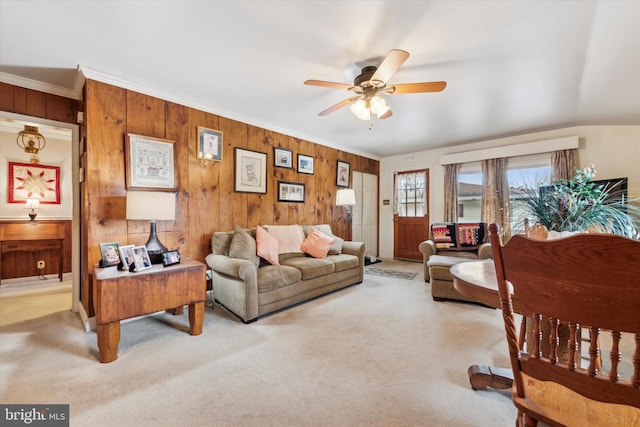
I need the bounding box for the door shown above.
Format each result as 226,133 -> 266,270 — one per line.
393,169 -> 429,260
352,171 -> 378,257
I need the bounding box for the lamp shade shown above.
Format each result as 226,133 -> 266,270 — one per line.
336,189 -> 356,206
126,191 -> 176,220
25,198 -> 40,210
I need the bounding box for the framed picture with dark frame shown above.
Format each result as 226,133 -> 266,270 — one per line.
234,147 -> 267,194
162,250 -> 181,267
336,160 -> 350,187
125,133 -> 177,191
297,154 -> 314,175
99,242 -> 121,267
197,126 -> 223,161
274,147 -> 293,169
278,181 -> 305,203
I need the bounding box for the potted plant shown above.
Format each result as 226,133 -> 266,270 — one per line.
522,165 -> 640,238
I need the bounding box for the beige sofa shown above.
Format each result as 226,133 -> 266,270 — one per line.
419,222 -> 492,303
205,224 -> 365,323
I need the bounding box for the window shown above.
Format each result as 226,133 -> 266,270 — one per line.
455,155 -> 551,232
395,170 -> 428,217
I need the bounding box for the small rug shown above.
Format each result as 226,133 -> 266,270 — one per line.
365,267 -> 417,281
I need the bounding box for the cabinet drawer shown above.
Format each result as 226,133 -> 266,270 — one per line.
2,240 -> 62,252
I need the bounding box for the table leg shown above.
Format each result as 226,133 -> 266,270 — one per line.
97,322 -> 120,363
468,365 -> 513,390
188,302 -> 204,336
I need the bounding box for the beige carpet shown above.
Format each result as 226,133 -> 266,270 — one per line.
0,260 -> 518,426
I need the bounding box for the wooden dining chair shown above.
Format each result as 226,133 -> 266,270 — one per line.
488,223 -> 640,427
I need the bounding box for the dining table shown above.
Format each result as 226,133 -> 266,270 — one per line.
450,259 -> 515,390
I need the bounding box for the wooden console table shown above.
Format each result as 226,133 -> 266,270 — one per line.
0,221 -> 65,282
93,257 -> 206,363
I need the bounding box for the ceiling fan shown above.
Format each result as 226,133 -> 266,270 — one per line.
304,49 -> 446,121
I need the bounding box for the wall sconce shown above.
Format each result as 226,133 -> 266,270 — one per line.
25,198 -> 40,221
16,125 -> 46,164
336,188 -> 356,240
126,191 -> 176,264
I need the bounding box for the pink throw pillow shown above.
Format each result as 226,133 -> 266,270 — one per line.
256,225 -> 280,265
301,228 -> 335,259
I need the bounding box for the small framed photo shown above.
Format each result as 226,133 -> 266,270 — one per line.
297,154 -> 314,175
274,147 -> 293,169
337,160 -> 350,187
118,244 -> 135,269
278,181 -> 305,203
162,250 -> 181,267
197,126 -> 223,161
234,147 -> 267,194
132,245 -> 152,272
99,242 -> 121,267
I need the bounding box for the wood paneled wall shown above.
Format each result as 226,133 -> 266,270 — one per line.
0,83 -> 80,124
82,79 -> 379,316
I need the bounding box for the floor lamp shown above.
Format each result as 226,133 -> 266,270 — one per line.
126,191 -> 176,264
336,188 -> 356,241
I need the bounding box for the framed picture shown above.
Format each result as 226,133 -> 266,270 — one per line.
162,250 -> 181,267
297,154 -> 314,175
125,133 -> 177,191
8,162 -> 61,204
118,244 -> 135,269
99,242 -> 121,267
197,126 -> 223,161
234,147 -> 267,194
278,181 -> 305,203
274,147 -> 293,169
337,161 -> 350,187
132,245 -> 152,271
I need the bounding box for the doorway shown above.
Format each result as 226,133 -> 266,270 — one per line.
0,112 -> 81,324
393,169 -> 429,261
352,171 -> 378,258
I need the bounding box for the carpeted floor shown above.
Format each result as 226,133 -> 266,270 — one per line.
0,260 -> 519,426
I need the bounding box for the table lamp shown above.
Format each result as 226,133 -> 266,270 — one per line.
126,191 -> 176,264
25,198 -> 40,221
336,188 -> 356,240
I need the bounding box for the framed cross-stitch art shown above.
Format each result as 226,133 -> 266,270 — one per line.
125,133 -> 177,191
8,162 -> 61,204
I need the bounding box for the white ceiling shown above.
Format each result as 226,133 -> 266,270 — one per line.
1,0 -> 639,159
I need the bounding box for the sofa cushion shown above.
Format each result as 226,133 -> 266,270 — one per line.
264,224 -> 305,256
300,228 -> 335,259
303,224 -> 343,255
280,257 -> 335,280
257,265 -> 302,292
431,222 -> 487,251
256,225 -> 280,265
229,225 -> 260,267
326,253 -> 359,272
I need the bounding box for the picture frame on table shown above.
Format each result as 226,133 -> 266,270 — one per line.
99,242 -> 121,267
274,147 -> 293,169
197,126 -> 223,161
162,250 -> 181,267
132,245 -> 152,272
234,147 -> 267,194
297,154 -> 314,175
336,160 -> 350,187
118,244 -> 135,270
125,133 -> 177,191
277,181 -> 305,203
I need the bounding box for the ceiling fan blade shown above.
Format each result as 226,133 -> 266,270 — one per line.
370,49 -> 410,85
304,79 -> 354,91
379,109 -> 393,120
318,96 -> 360,116
390,81 -> 447,94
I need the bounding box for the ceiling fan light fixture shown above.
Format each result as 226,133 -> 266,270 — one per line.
369,95 -> 389,116
350,99 -> 371,120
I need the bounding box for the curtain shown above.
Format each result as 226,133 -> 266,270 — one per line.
443,163 -> 461,222
481,158 -> 511,238
551,149 -> 577,182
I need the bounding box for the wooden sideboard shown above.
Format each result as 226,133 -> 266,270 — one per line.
0,220 -> 69,282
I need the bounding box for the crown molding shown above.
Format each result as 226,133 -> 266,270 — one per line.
0,71 -> 84,100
